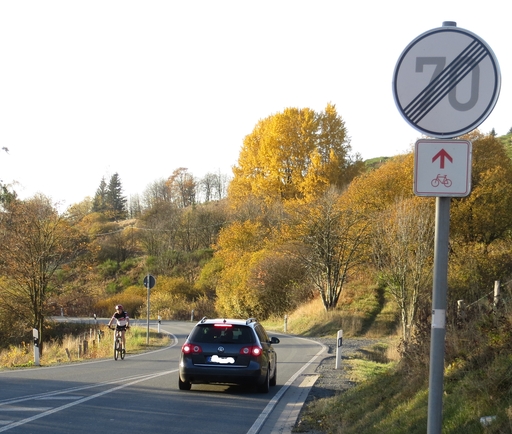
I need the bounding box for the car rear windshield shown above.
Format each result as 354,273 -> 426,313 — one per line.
189,324 -> 255,344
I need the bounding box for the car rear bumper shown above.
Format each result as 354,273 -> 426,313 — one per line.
179,361 -> 265,385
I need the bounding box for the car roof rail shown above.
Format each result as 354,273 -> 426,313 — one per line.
246,318 -> 257,325
200,316 -> 208,323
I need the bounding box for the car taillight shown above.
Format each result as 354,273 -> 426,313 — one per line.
182,343 -> 202,354
240,346 -> 262,357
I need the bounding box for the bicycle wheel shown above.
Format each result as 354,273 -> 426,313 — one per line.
114,338 -> 120,361
120,342 -> 125,360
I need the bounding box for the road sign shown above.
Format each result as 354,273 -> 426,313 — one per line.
143,274 -> 156,289
393,23 -> 501,138
414,139 -> 472,197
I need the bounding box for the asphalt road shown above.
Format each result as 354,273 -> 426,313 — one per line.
0,320 -> 326,434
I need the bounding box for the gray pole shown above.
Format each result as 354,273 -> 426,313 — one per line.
146,276 -> 150,345
427,197 -> 451,433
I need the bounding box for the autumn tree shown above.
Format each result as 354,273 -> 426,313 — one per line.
229,104 -> 363,205
248,249 -> 312,317
138,201 -> 182,273
142,178 -> 172,208
127,193 -> 143,218
0,195 -> 86,353
342,153 -> 415,215
283,187 -> 370,311
214,221 -> 267,317
372,198 -> 435,344
450,132 -> 512,245
447,132 -> 512,303
167,168 -> 196,208
200,172 -> 229,202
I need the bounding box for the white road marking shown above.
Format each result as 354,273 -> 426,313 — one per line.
0,407 -> 52,412
35,396 -> 84,400
0,369 -> 177,432
246,338 -> 327,434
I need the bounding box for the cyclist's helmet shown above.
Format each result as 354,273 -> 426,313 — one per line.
115,304 -> 123,310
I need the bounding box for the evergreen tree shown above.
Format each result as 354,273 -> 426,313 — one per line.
92,177 -> 108,213
0,183 -> 16,210
107,173 -> 127,220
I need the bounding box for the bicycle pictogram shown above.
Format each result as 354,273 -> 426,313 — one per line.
431,174 -> 452,188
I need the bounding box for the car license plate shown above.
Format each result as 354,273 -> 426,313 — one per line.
208,355 -> 235,364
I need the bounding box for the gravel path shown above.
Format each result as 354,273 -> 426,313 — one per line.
293,337 -> 382,433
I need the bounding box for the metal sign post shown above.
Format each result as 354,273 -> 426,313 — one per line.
393,21 -> 500,433
143,274 -> 156,345
428,197 -> 450,433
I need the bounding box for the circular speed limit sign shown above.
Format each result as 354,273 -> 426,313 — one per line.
393,23 -> 501,138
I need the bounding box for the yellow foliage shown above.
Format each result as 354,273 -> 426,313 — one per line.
451,133 -> 512,244
212,221 -> 276,317
229,104 -> 362,207
342,153 -> 417,214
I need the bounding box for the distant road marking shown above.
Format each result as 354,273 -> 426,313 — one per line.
35,396 -> 84,400
0,371 -> 174,407
0,369 -> 176,432
0,407 -> 52,412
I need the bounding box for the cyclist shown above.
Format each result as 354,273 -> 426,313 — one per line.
107,304 -> 130,352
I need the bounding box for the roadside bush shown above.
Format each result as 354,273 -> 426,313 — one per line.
94,294 -> 144,318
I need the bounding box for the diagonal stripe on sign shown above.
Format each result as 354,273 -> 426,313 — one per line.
404,38 -> 489,124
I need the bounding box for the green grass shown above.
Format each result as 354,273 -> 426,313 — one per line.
291,295 -> 512,433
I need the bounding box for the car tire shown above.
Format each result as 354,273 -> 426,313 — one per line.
179,377 -> 192,391
270,364 -> 277,387
258,367 -> 270,393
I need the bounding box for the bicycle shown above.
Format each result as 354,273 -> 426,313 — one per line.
431,174 -> 452,187
110,327 -> 127,360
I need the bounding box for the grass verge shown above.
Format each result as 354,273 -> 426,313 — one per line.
0,325 -> 170,369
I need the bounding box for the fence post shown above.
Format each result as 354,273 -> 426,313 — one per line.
457,300 -> 466,325
284,315 -> 288,333
494,281 -> 500,310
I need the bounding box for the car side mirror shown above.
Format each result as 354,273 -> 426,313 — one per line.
270,337 -> 280,344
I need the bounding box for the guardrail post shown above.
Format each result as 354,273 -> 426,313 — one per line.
284,315 -> 288,333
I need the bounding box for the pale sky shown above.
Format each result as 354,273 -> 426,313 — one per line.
0,1 -> 510,210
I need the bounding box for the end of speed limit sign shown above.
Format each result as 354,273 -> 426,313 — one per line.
393,22 -> 501,138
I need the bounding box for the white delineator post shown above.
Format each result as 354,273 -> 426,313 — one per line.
335,330 -> 343,369
33,328 -> 40,366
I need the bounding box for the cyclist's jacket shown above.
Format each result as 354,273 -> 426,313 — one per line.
112,311 -> 129,327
